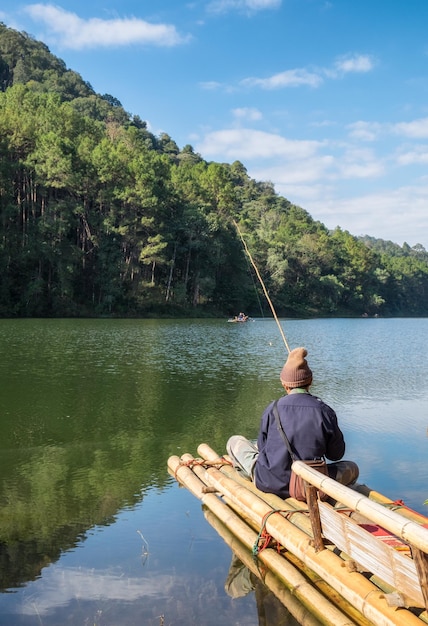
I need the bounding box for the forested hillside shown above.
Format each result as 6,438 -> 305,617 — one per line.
1,23 -> 427,318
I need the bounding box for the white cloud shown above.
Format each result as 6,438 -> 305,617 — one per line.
239,54 -> 374,92
333,54 -> 375,74
347,121 -> 382,141
311,119 -> 336,128
348,115 -> 428,144
196,126 -> 384,183
23,4 -> 189,49
246,0 -> 281,6
207,0 -> 281,14
397,147 -> 428,165
393,117 -> 428,138
338,160 -> 384,179
196,128 -> 321,159
241,68 -> 323,89
306,184 -> 428,244
247,146 -> 382,192
252,155 -> 335,185
200,81 -> 224,90
193,108 -> 428,244
338,147 -> 384,178
232,107 -> 262,121
17,566 -> 174,616
275,182 -> 335,206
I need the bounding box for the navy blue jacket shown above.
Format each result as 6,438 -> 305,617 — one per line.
254,392 -> 345,498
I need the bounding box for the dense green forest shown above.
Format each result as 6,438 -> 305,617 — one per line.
1,23 -> 428,318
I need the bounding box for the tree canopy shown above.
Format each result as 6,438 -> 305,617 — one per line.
1,23 -> 427,318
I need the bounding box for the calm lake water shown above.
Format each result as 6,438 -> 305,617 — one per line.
0,317 -> 427,625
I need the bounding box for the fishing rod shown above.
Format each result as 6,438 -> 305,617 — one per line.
233,220 -> 291,354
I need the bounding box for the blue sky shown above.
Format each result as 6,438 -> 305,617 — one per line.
1,1 -> 428,248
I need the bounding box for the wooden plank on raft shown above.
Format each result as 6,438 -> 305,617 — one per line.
194,445 -> 428,623
412,548 -> 428,609
291,461 -> 428,554
306,484 -> 325,552
319,502 -> 424,607
291,460 -> 428,610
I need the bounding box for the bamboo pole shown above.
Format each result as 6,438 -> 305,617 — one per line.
194,462 -> 425,626
204,509 -> 341,626
197,444 -> 428,624
197,444 -> 422,602
197,443 -> 318,535
189,452 -> 372,624
363,489 -> 428,526
197,445 -> 395,546
168,454 -> 357,626
292,461 -> 428,554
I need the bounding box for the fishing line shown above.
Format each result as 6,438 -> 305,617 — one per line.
233,220 -> 291,354
243,247 -> 265,319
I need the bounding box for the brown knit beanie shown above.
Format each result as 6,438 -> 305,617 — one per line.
280,347 -> 313,388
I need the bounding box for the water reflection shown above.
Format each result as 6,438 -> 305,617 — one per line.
211,511 -> 322,626
0,318 -> 427,624
224,556 -> 305,626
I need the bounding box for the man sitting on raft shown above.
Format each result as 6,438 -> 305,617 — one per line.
227,347 -> 359,499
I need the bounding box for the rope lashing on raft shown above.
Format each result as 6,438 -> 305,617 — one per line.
387,499 -> 420,513
373,499 -> 428,527
252,507 -> 360,556
252,508 -> 309,556
174,456 -> 232,482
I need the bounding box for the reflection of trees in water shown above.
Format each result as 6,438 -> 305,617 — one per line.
0,535 -> 64,591
0,385 -> 260,592
0,318 -> 276,592
0,431 -> 170,591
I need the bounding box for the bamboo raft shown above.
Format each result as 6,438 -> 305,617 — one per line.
168,444 -> 428,626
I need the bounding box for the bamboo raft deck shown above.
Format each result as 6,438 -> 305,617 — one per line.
168,444 -> 428,626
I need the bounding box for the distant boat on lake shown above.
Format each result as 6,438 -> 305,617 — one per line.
228,312 -> 252,323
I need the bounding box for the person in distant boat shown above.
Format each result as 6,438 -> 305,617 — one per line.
226,347 -> 359,499
237,312 -> 248,321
